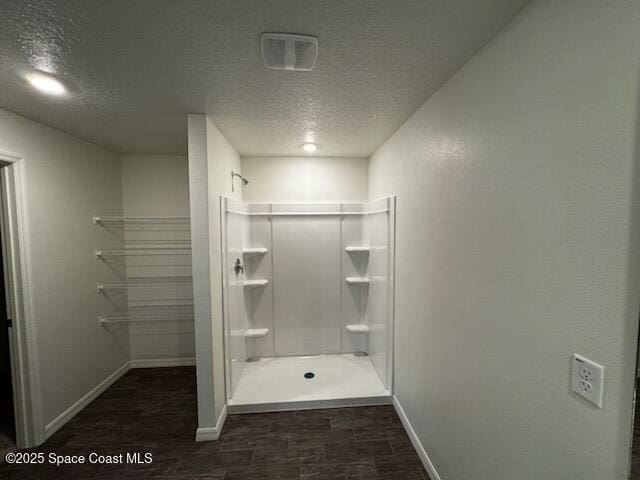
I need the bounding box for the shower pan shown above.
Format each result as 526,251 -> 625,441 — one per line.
220,197 -> 395,412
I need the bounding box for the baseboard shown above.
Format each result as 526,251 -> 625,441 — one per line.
44,361 -> 130,439
129,357 -> 196,368
393,395 -> 442,480
195,405 -> 227,442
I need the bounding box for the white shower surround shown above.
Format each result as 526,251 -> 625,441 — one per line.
221,197 -> 395,407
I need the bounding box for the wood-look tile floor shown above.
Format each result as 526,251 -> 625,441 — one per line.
0,367 -> 429,479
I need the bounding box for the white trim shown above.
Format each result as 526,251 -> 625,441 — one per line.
129,357 -> 196,368
0,152 -> 43,447
195,404 -> 227,442
393,395 -> 442,480
44,362 -> 130,439
0,150 -> 21,163
228,394 -> 392,415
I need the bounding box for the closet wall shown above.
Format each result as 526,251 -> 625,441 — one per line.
0,107 -> 126,437
120,155 -> 194,363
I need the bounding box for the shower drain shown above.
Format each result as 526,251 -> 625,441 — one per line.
304,372 -> 315,379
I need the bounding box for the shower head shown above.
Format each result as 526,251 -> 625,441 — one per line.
231,171 -> 249,192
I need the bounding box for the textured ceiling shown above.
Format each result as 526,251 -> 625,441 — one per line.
0,0 -> 530,156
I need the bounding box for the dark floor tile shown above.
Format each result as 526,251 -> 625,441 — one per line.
300,461 -> 376,480
1,367 -> 427,480
376,471 -> 426,480
226,412 -> 297,426
294,409 -> 354,421
289,429 -> 354,448
220,434 -> 288,451
21,462 -> 103,480
219,423 -> 271,439
270,419 -> 331,435
351,406 -> 397,419
352,423 -> 406,442
96,455 -> 181,477
323,440 -> 393,463
25,444 -> 90,456
225,461 -> 301,480
90,472 -> 150,480
65,431 -> 143,448
176,450 -> 252,473
373,453 -> 427,479
253,445 -> 322,464
146,475 -> 224,480
36,432 -> 75,448
0,464 -> 29,480
133,435 -> 209,452
329,416 -> 393,431
388,437 -> 416,453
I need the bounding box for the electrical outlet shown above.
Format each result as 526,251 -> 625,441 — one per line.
571,354 -> 604,408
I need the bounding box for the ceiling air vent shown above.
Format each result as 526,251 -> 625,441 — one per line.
261,33 -> 318,71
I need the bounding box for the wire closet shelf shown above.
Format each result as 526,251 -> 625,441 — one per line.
94,214 -> 194,325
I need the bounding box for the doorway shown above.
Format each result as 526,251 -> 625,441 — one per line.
0,179 -> 14,455
0,151 -> 42,448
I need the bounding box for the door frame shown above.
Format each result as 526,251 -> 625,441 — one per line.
0,150 -> 43,447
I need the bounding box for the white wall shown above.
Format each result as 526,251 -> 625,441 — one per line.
121,155 -> 194,362
121,155 -> 189,217
188,114 -> 241,436
0,108 -> 126,435
369,1 -> 640,479
241,156 -> 368,203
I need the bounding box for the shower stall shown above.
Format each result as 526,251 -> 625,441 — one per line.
220,197 -> 395,412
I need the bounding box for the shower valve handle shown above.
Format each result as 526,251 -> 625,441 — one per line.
233,258 -> 244,276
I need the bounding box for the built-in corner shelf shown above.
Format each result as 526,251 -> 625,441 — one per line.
243,279 -> 269,288
345,276 -> 370,285
242,247 -> 268,256
345,246 -> 370,254
345,324 -> 370,334
244,328 -> 269,338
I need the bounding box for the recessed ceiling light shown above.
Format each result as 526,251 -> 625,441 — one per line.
302,142 -> 317,153
25,72 -> 67,96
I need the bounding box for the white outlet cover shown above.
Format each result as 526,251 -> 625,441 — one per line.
571,354 -> 604,408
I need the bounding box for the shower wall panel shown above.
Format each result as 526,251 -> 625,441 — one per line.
366,197 -> 394,390
222,199 -> 249,398
245,211 -> 274,358
272,215 -> 342,355
341,210 -> 368,353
